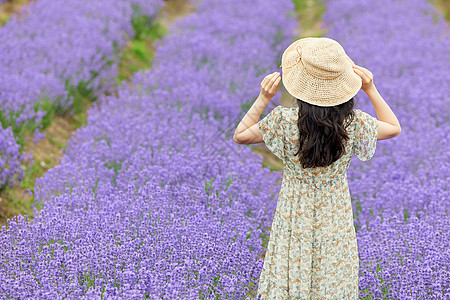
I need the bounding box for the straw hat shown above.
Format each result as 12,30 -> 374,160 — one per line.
281,37 -> 362,107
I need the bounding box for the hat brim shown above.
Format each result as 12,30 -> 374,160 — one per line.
281,38 -> 362,107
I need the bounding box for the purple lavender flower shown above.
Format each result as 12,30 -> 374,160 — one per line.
0,126 -> 25,190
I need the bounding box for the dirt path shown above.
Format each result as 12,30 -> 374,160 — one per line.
159,0 -> 196,28
0,0 -> 196,224
434,0 -> 450,21
0,0 -> 35,25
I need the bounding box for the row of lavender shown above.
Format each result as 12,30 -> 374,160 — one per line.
0,0 -> 297,298
0,0 -> 164,191
323,0 -> 449,298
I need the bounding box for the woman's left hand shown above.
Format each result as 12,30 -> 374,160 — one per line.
260,72 -> 281,102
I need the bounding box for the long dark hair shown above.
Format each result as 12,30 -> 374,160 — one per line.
294,97 -> 356,168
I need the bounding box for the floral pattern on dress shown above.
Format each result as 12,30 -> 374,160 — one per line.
256,106 -> 378,299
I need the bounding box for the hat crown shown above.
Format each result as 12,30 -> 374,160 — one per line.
281,37 -> 362,107
302,39 -> 348,79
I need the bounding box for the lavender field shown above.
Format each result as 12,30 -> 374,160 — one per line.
0,0 -> 449,298
0,0 -> 164,193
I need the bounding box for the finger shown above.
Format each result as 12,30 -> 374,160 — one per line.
354,68 -> 369,82
353,68 -> 366,79
352,67 -> 362,75
270,75 -> 281,87
267,72 -> 277,82
269,76 -> 281,92
262,72 -> 279,90
358,67 -> 373,79
270,72 -> 280,82
353,68 -> 365,78
353,65 -> 369,75
357,65 -> 372,77
266,72 -> 276,79
268,73 -> 280,89
269,77 -> 281,93
266,72 -> 278,79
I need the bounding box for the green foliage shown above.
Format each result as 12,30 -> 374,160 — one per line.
261,160 -> 283,172
66,79 -> 97,115
133,16 -> 167,41
403,208 -> 410,221
2,158 -> 48,220
292,0 -> 325,16
0,77 -> 96,150
104,160 -> 122,187
205,177 -> 215,196
0,181 -> 10,195
0,15 -> 10,26
0,96 -> 57,148
34,97 -> 57,129
131,40 -> 151,62
105,160 -> 121,173
95,135 -> 111,148
118,18 -> 166,83
224,174 -> 233,191
131,2 -> 166,41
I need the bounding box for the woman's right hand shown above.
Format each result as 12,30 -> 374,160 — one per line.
352,64 -> 402,140
352,64 -> 375,93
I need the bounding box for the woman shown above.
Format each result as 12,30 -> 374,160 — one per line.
233,37 -> 401,299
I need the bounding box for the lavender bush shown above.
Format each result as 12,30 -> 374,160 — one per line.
1,0 -> 297,298
324,0 -> 449,298
0,126 -> 25,191
0,0 -> 163,143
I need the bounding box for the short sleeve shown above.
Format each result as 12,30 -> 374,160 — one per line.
257,106 -> 286,162
352,109 -> 378,161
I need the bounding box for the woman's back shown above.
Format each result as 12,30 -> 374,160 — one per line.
258,106 -> 378,179
256,105 -> 379,299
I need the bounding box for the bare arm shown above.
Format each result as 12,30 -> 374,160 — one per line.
233,92 -> 267,144
353,65 -> 401,140
233,72 -> 281,144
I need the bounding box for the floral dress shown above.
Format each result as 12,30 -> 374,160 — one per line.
255,105 -> 378,299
